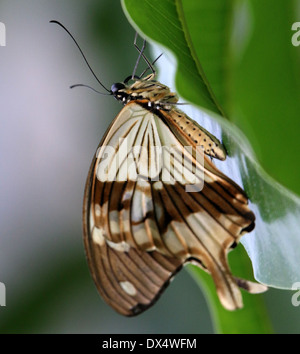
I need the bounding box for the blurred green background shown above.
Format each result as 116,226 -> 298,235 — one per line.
0,0 -> 300,333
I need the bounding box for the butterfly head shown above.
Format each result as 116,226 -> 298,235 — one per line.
110,73 -> 178,108
110,74 -> 152,104
110,82 -> 129,103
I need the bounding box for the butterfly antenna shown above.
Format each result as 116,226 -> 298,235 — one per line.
139,52 -> 163,78
50,20 -> 111,94
132,32 -> 156,79
70,84 -> 111,95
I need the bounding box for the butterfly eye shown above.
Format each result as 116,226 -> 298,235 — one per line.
111,82 -> 126,94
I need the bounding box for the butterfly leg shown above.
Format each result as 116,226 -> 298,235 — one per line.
132,32 -> 155,79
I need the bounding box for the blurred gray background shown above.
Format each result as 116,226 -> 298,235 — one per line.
0,0 -> 299,333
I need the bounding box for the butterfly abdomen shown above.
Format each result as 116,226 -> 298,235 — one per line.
160,108 -> 226,160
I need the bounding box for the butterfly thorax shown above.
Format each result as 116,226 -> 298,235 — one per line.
111,73 -> 178,110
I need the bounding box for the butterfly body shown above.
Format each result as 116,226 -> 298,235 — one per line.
83,73 -> 267,316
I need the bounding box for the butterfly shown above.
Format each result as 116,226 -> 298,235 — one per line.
51,21 -> 267,316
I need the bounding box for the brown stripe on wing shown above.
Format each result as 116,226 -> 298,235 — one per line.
201,182 -> 255,233
84,225 -> 183,316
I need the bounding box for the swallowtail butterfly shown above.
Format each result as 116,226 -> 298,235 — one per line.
51,21 -> 267,316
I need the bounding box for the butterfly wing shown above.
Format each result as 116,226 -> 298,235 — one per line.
83,101 -> 266,316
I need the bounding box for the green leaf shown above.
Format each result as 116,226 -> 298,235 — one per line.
178,0 -> 234,111
121,0 -> 300,334
121,0 -> 225,116
231,0 -> 300,197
